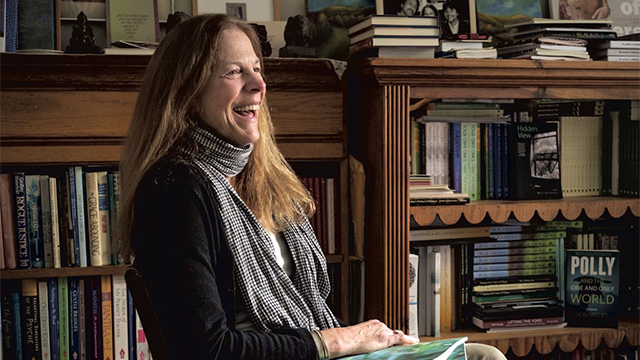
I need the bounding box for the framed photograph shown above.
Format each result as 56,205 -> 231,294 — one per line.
551,0 -> 639,36
378,0 -> 477,36
106,0 -> 160,44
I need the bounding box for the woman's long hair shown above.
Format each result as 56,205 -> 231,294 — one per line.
117,14 -> 315,261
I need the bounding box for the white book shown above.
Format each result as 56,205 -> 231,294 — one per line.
136,310 -> 152,360
603,56 -> 640,62
348,15 -> 439,35
408,253 -> 419,337
432,250 -> 441,337
38,280 -> 51,360
85,172 -> 105,266
326,178 -> 335,254
40,175 -> 54,268
595,48 -> 640,57
74,166 -> 88,267
113,275 -> 129,360
49,177 -> 62,268
349,25 -> 439,44
596,40 -> 640,49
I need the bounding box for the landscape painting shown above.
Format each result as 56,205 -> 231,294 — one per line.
475,0 -> 549,43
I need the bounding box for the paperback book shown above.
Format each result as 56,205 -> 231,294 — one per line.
565,250 -> 619,328
340,336 -> 467,360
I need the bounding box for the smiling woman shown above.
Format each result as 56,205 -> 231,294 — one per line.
115,13 -> 420,360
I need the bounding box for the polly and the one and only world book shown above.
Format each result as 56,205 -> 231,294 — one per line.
565,250 -> 620,328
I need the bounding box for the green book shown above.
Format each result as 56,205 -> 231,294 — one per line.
340,336 -> 467,360
59,277 -> 70,360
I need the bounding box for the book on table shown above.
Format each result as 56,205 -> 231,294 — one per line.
340,337 -> 468,360
348,15 -> 439,35
349,25 -> 440,44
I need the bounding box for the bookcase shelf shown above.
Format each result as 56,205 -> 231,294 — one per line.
348,58 -> 640,356
411,197 -> 640,226
1,265 -> 130,280
429,319 -> 640,357
1,54 -> 350,321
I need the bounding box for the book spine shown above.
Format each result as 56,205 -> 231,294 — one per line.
49,177 -> 62,268
48,278 -> 60,360
86,276 -> 102,360
487,123 -> 495,199
1,292 -> 18,360
74,167 -> 88,267
13,291 -> 24,360
490,231 -> 566,241
474,245 -> 556,256
473,253 -> 556,263
127,292 -> 136,360
25,174 -> 45,268
473,315 -> 564,329
473,267 -> 556,279
475,238 -> 558,249
408,253 -> 419,337
473,280 -> 557,292
101,275 -> 114,360
0,173 -> 18,269
69,277 -> 81,360
326,178 -> 336,254
40,175 -> 54,268
38,280 -> 51,360
461,123 -> 470,199
501,124 -> 510,199
112,275 -> 129,360
450,123 -> 462,193
473,260 -> 556,271
79,279 -> 87,360
495,123 -> 503,199
67,167 -> 81,267
21,279 -> 41,360
14,173 -> 31,269
135,311 -> 150,360
440,245 -> 452,333
96,172 -> 113,265
58,277 -> 70,360
108,171 -> 121,265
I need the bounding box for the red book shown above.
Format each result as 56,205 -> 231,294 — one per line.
0,173 -> 18,269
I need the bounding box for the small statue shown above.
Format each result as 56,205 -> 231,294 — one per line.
166,11 -> 191,34
279,15 -> 316,58
250,23 -> 272,57
65,12 -> 101,54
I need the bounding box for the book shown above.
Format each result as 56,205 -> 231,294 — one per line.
511,28 -> 618,40
48,278 -> 60,360
339,336 -> 467,360
508,122 -> 562,200
1,290 -> 18,360
38,280 -> 51,360
135,310 -> 150,360
513,48 -> 591,59
438,40 -> 485,52
408,253 -> 419,337
13,172 -> 31,268
504,18 -> 613,29
39,175 -> 54,269
594,40 -> 640,49
350,45 -> 436,58
565,250 -> 620,328
410,226 -> 490,241
594,48 -> 640,57
73,166 -> 88,267
68,278 -> 81,360
26,174 -> 46,268
101,275 -> 114,360
86,276 -> 102,360
426,109 -> 504,117
22,279 -> 42,360
85,171 -> 112,266
473,267 -> 555,279
498,42 -> 587,56
473,316 -> 564,329
102,47 -> 156,55
489,231 -> 566,241
49,177 -> 62,268
106,0 -> 160,45
454,48 -> 498,59
112,275 -> 128,360
473,280 -> 557,293
350,35 -> 439,48
349,25 -> 440,44
79,279 -> 87,360
348,15 -> 439,35
0,173 -> 18,269
59,277 -> 70,360
16,0 -> 56,50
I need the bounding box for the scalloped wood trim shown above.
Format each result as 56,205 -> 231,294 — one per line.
411,197 -> 640,226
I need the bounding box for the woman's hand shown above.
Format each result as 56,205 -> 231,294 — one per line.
320,319 -> 420,358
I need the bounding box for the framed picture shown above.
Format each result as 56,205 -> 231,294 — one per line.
551,0 -> 639,36
475,0 -> 547,43
378,0 -> 477,35
106,0 -> 160,44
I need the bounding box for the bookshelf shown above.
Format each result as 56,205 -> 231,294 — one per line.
1,54 -> 350,321
348,58 -> 640,355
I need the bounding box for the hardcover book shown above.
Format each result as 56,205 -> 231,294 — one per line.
508,122 -> 562,200
565,250 -> 619,328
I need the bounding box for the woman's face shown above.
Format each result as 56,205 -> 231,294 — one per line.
197,28 -> 266,148
444,7 -> 459,22
400,0 -> 418,15
423,7 -> 436,16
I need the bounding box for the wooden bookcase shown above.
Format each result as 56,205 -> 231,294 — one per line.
0,54 -> 350,321
348,58 -> 640,356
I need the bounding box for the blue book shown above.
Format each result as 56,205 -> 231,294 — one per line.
12,292 -> 23,360
501,123 -> 510,200
25,175 -> 44,268
487,124 -> 495,199
48,278 -> 60,360
495,123 -> 503,199
68,278 -> 81,360
67,167 -> 81,267
127,292 -> 136,360
450,123 -> 462,193
1,291 -> 18,360
13,172 -> 31,269
4,0 -> 18,52
73,167 -> 88,267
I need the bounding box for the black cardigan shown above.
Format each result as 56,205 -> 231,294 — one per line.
131,158 -> 318,360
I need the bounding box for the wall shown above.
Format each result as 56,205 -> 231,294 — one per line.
197,0 -> 275,21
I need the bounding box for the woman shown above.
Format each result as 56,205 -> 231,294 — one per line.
422,4 -> 439,17
441,1 -> 470,39
397,0 -> 419,15
118,13 -> 506,360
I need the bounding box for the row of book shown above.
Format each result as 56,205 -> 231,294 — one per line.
0,168 -> 121,270
1,275 -> 151,360
408,217 -> 638,335
408,99 -> 640,202
300,177 -> 338,254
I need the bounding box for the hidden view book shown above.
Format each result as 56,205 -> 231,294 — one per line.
340,336 -> 467,360
508,122 -> 562,200
565,250 -> 619,328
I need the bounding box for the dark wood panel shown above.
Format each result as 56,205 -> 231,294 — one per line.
1,265 -> 130,279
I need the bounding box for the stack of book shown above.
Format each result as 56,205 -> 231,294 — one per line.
436,37 -> 496,59
591,34 -> 640,61
499,18 -> 617,60
348,15 -> 440,58
498,36 -> 590,61
471,221 -> 569,332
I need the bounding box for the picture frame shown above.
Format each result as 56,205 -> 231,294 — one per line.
377,0 -> 477,35
105,0 -> 160,45
550,0 -> 639,36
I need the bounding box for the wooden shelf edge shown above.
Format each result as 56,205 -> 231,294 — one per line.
1,264 -> 130,279
411,197 -> 640,226
422,320 -> 639,357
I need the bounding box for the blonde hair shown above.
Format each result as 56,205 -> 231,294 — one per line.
117,14 -> 315,261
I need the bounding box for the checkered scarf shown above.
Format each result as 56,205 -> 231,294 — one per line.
184,125 -> 340,331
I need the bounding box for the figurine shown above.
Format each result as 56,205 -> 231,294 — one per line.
65,12 -> 101,54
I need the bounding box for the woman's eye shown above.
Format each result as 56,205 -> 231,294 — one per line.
253,67 -> 261,73
229,69 -> 241,76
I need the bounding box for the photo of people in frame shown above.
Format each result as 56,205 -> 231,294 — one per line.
382,0 -> 474,39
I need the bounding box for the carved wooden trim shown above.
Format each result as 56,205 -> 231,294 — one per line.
410,197 -> 640,226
